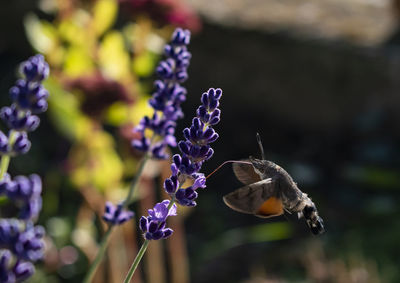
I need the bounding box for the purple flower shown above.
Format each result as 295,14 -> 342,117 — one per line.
166,88 -> 222,206
103,202 -> 134,225
11,132 -> 31,156
147,200 -> 177,222
1,174 -> 42,221
14,225 -> 45,262
0,174 -> 12,196
163,175 -> 179,194
139,88 -> 222,240
175,188 -> 198,206
0,132 -> 9,154
0,220 -> 45,263
0,250 -> 16,283
0,55 -> 50,157
139,200 -> 176,240
8,55 -> 49,114
0,55 -> 49,282
0,250 -> 35,283
103,29 -> 191,231
0,106 -> 40,132
20,54 -> 49,82
133,28 -> 192,159
13,260 -> 35,282
6,175 -> 41,202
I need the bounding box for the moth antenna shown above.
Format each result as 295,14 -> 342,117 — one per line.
206,160 -> 252,179
256,133 -> 266,160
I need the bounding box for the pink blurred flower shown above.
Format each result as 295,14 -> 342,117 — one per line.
119,0 -> 202,32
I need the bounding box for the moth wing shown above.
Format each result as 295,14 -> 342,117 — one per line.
232,160 -> 261,185
223,178 -> 284,218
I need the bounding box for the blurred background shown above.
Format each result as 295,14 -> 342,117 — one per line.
1,0 -> 400,282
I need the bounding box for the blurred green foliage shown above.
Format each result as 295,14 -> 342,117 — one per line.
24,0 -> 165,195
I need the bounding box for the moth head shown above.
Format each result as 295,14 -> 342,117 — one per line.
249,156 -> 269,176
302,204 -> 325,235
310,216 -> 325,235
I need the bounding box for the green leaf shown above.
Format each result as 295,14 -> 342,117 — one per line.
99,31 -> 131,80
58,17 -> 88,46
44,78 -> 90,141
63,46 -> 94,77
93,0 -> 118,36
104,96 -> 152,126
69,131 -> 123,191
132,51 -> 158,77
105,101 -> 130,126
24,13 -> 58,54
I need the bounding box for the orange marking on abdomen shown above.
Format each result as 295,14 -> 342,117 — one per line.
257,197 -> 284,216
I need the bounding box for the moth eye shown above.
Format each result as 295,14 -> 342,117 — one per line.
310,217 -> 325,235
303,205 -> 316,218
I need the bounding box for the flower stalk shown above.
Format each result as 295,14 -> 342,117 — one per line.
82,152 -> 149,283
124,196 -> 176,283
0,130 -> 17,180
82,226 -> 115,283
126,87 -> 223,280
83,27 -> 193,282
124,152 -> 149,207
123,239 -> 149,283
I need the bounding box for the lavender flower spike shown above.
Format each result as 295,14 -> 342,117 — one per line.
0,54 -> 50,156
133,28 -> 192,159
0,55 -> 49,282
140,88 -> 222,240
168,88 -> 222,206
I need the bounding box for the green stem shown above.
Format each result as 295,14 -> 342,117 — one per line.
0,130 -> 18,180
0,155 -> 10,181
122,197 -> 177,282
124,152 -> 149,208
82,226 -> 114,283
123,240 -> 149,283
83,153 -> 150,282
167,196 -> 176,210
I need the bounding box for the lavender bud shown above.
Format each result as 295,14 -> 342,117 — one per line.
102,202 -> 134,225
171,28 -> 191,45
14,261 -> 35,282
12,132 -> 31,155
164,176 -> 179,194
20,54 -> 49,82
0,131 -> 9,153
162,229 -> 173,239
139,217 -> 148,232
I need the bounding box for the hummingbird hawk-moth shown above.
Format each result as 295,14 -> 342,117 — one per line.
222,134 -> 325,235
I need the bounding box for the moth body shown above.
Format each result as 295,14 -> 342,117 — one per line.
223,135 -> 325,235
